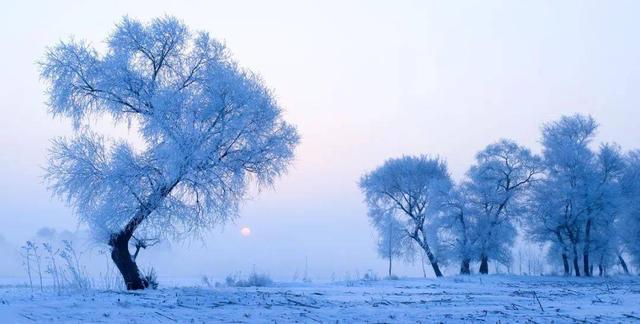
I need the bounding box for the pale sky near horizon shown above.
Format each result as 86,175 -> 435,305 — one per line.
1,0 -> 639,280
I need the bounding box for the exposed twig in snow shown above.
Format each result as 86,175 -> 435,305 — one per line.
623,314 -> 640,320
533,291 -> 544,312
19,313 -> 36,321
300,312 -> 322,323
155,311 -> 177,322
286,298 -> 320,309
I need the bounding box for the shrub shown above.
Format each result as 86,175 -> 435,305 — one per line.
241,273 -> 273,287
224,272 -> 273,287
362,270 -> 379,281
143,267 -> 158,289
201,275 -> 214,289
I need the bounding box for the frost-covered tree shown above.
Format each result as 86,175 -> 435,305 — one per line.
371,210 -> 413,277
525,115 -> 627,276
438,184 -> 479,274
588,144 -> 626,276
464,140 -> 542,274
525,178 -> 574,275
530,115 -> 598,276
40,17 -> 299,289
620,150 -> 640,271
359,156 -> 452,277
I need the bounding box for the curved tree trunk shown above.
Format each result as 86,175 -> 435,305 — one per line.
421,244 -> 443,277
107,182 -> 177,290
618,254 -> 630,275
110,233 -> 147,290
411,230 -> 443,277
460,259 -> 471,275
479,254 -> 489,274
428,254 -> 443,277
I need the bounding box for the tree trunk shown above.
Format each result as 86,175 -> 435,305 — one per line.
573,256 -> 581,277
460,258 -> 471,275
555,231 -> 570,276
420,250 -> 427,278
583,219 -> 592,276
421,244 -> 443,277
618,254 -> 630,275
106,182 -> 177,290
571,243 -> 581,277
479,254 -> 489,274
583,254 -> 590,276
110,233 -> 147,290
427,254 -> 443,277
562,253 -> 570,276
458,211 -> 470,276
598,264 -> 604,277
388,256 -> 392,277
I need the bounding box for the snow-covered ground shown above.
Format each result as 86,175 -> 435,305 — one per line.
1,275 -> 639,323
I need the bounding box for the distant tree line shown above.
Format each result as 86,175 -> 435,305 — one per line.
360,114 -> 639,277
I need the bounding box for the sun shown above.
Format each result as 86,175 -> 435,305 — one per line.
240,227 -> 251,237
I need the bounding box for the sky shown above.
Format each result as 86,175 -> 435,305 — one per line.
1,0 -> 640,281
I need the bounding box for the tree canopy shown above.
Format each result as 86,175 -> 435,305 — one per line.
41,16 -> 299,289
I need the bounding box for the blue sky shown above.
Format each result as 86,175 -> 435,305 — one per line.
1,0 -> 639,279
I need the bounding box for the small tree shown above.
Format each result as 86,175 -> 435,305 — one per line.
371,210 -> 412,277
360,156 -> 452,277
438,184 -> 478,275
40,17 -> 299,289
525,181 -> 574,275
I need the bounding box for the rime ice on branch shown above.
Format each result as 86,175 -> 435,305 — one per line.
525,115 -> 629,277
461,140 -> 542,274
40,16 -> 299,290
